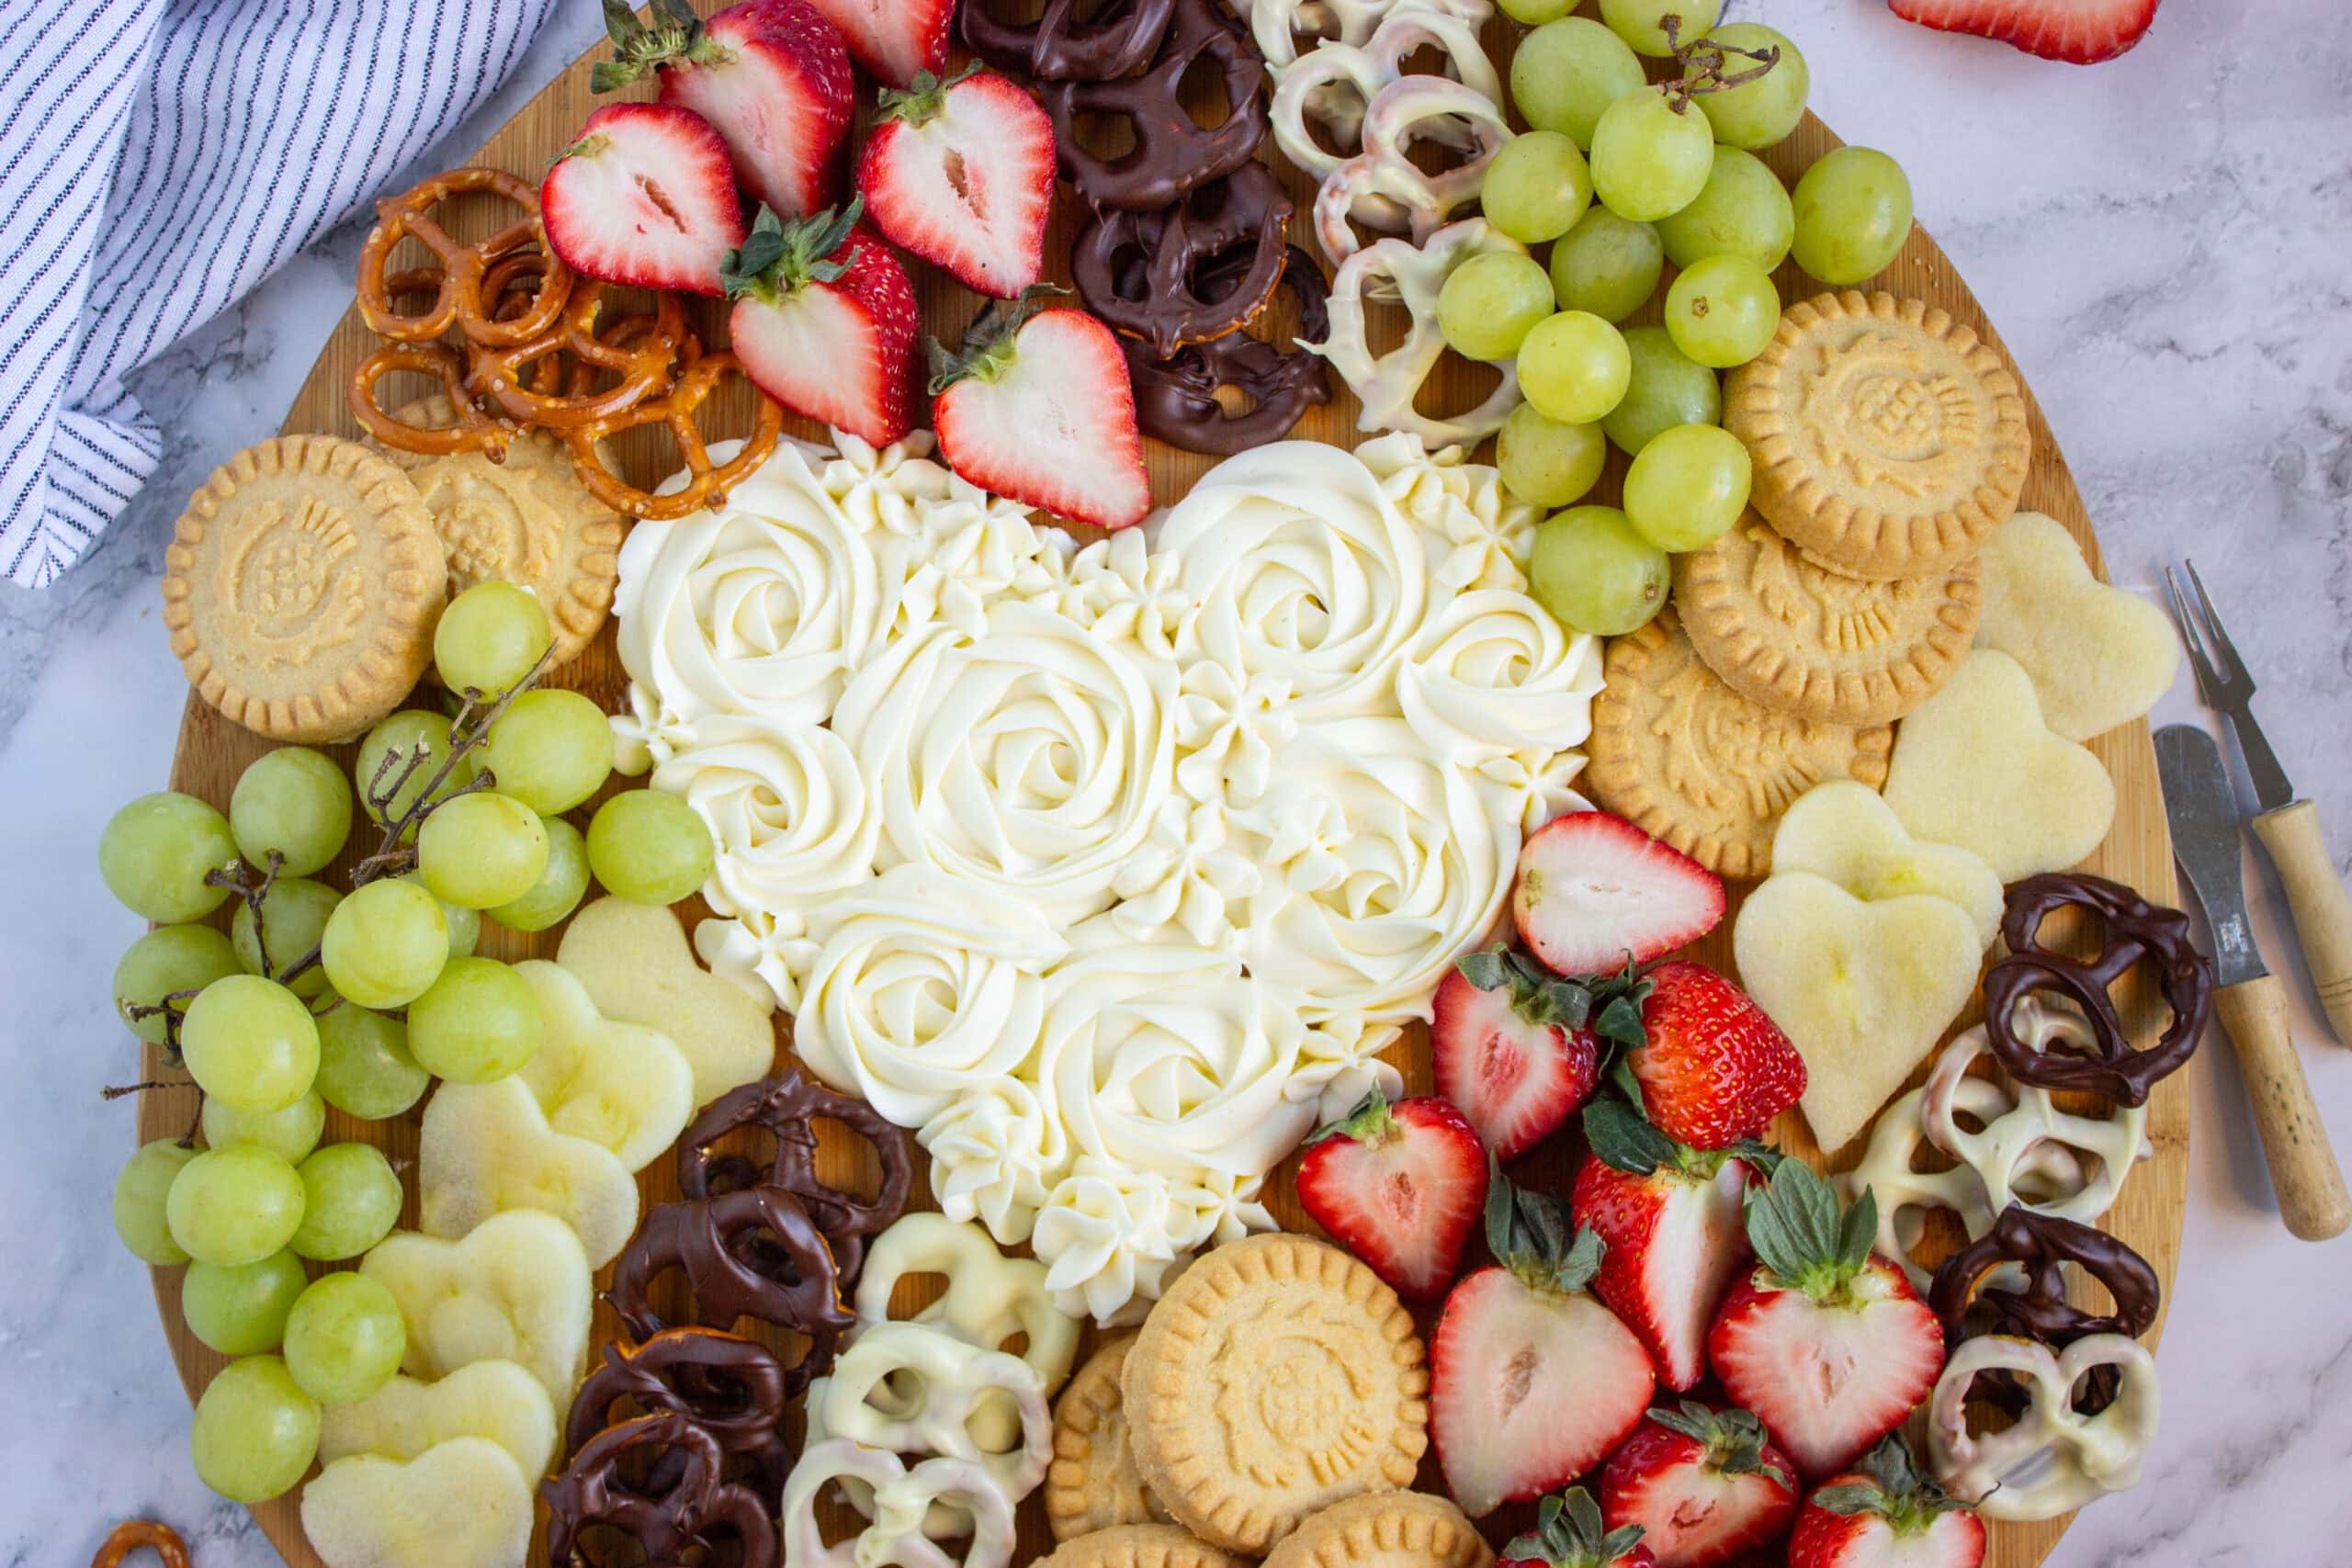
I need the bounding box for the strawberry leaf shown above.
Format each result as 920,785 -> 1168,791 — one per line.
1305,1086 -> 1395,1149
1583,1098 -> 1678,1175
722,200 -> 858,302
1745,1161 -> 1871,1300
1504,1488 -> 1646,1568
593,0 -> 718,91
928,283 -> 1070,394
1725,1137 -> 1785,1178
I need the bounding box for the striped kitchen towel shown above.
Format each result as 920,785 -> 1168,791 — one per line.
0,0 -> 558,589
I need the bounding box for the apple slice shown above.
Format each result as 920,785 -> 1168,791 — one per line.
1770,780 -> 2003,945
418,1076 -> 639,1268
557,897 -> 777,1108
318,1359 -> 556,1479
301,1437 -> 533,1568
360,1211 -> 592,1419
513,959 -> 694,1171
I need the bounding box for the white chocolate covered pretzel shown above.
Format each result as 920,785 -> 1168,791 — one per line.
1269,6 -> 1501,178
1244,0 -> 1494,73
783,1438 -> 1018,1568
854,1214 -> 1081,1411
812,1321 -> 1053,1501
1301,219 -> 1526,446
1926,1334 -> 2160,1521
1313,78 -> 1510,266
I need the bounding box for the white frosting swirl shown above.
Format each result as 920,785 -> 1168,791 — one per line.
1397,588 -> 1605,764
651,714 -> 878,919
1358,431 -> 1537,592
919,1077 -> 1068,1247
1031,1158 -> 1189,1325
832,604 -> 1179,927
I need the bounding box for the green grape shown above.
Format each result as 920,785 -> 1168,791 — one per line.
487,816 -> 590,933
1510,18 -> 1645,150
587,789 -> 716,907
1665,254 -> 1781,368
1529,506 -> 1671,637
407,957 -> 543,1083
1696,24 -> 1809,150
480,688 -> 613,815
98,792 -> 239,924
201,1089 -> 326,1166
1438,253 -> 1558,362
320,878 -> 448,1009
1655,148 -> 1794,272
401,870 -> 480,960
1606,327 -> 1723,457
290,1144 -> 403,1261
1589,86 -> 1714,223
229,748 -> 352,878
418,792 -> 548,910
182,1251 -> 308,1357
114,1140 -> 198,1265
189,1355 -> 319,1503
1480,132 -> 1592,245
231,876 -> 342,998
1623,423 -> 1753,551
315,998 -> 430,1121
283,1274 -> 407,1406
114,925 -> 243,1045
166,1145 -> 307,1268
1498,0 -> 1573,20
181,975 -> 320,1113
1548,208 -> 1664,323
1600,0 -> 1723,56
356,711 -> 478,837
1517,311 -> 1633,426
1497,404 -> 1607,509
1792,145 -> 1914,286
435,581 -> 552,697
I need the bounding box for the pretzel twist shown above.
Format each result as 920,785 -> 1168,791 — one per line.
467,283 -> 695,428
564,354 -> 786,522
90,1522 -> 189,1568
349,341 -> 519,461
356,167 -> 573,347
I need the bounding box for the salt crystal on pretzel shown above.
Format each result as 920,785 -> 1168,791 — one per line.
1926,1334 -> 2160,1520
1300,218 -> 1524,446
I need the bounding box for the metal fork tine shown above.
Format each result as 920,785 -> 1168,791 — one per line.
2164,565 -> 2222,703
2181,558 -> 2253,688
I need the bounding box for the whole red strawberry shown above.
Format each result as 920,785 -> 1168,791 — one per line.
1430,948 -> 1602,1161
1599,1402 -> 1799,1568
1707,1164 -> 1944,1480
1571,1100 -> 1767,1391
1622,961 -> 1804,1149
1295,1089 -> 1489,1301
1788,1438 -> 1986,1568
1501,1488 -> 1656,1568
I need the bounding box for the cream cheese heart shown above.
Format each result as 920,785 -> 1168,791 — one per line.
300,1437 -> 534,1568
317,1360 -> 557,1478
1733,871 -> 1984,1153
359,1211 -> 591,1421
1770,779 -> 2004,945
510,959 -> 693,1171
1882,649 -> 2116,884
416,1076 -> 639,1268
556,896 -> 776,1109
1973,512 -> 2178,741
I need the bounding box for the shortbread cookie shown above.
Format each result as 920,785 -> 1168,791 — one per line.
1038,1525 -> 1253,1568
1973,510 -> 2177,740
1726,290 -> 2030,581
1263,1493 -> 1493,1568
164,434 -> 445,742
1049,1335 -> 1173,1541
1674,514 -> 1981,725
374,394 -> 621,665
1124,1234 -> 1429,1554
1587,608 -> 1894,879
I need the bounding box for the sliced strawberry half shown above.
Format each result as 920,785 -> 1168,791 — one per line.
930,293 -> 1151,531
1707,1165 -> 1945,1480
1787,1438 -> 1986,1568
1432,1168 -> 1656,1516
1431,949 -> 1601,1161
1503,1489 -> 1657,1568
856,67 -> 1055,298
1571,1100 -> 1768,1391
1887,0 -> 2157,64
594,0 -> 854,220
797,0 -> 952,87
1599,1402 -> 1800,1568
1296,1089 -> 1489,1301
1513,812 -> 1724,978
723,197 -> 921,447
542,102 -> 748,295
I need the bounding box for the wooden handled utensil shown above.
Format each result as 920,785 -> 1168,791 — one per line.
2166,560 -> 2352,1045
2156,723 -> 2351,1240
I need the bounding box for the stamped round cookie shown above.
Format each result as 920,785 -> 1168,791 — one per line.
1037,1524 -> 1254,1568
1587,608 -> 1894,878
163,434 -> 446,743
373,393 -> 623,665
1264,1492 -> 1492,1568
1672,513 -> 1982,726
1726,290 -> 2030,581
1048,1334 -> 1173,1541
1123,1233 -> 1429,1554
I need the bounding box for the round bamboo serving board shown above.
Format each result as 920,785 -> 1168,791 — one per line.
142,11 -> 2186,1567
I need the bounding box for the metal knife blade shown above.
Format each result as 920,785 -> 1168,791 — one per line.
2156,723 -> 2268,987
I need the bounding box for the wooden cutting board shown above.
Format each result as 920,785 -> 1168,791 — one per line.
142,12 -> 2184,1567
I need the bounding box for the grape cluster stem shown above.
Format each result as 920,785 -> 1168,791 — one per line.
1660,15 -> 1781,111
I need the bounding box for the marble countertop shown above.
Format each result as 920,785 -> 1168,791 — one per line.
6,0 -> 2348,1561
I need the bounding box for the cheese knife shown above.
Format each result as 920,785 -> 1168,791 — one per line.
2155,722 -> 2350,1240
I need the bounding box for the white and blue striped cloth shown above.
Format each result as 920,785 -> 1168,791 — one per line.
0,0 -> 558,589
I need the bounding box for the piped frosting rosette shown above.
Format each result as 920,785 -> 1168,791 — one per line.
612,427 -> 1603,1321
